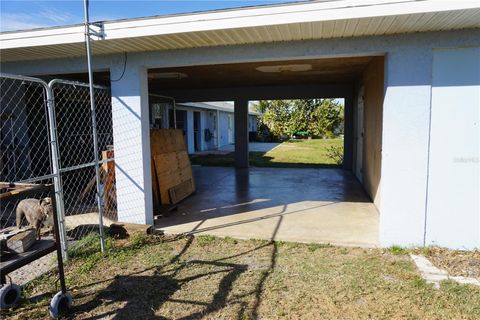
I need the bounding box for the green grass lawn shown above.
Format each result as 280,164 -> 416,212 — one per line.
190,138 -> 344,168
7,234 -> 480,319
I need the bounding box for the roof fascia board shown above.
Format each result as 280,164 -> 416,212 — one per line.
1,0 -> 479,50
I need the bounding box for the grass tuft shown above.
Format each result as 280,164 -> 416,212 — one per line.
307,242 -> 333,252
196,234 -> 217,246
67,232 -> 112,258
388,245 -> 408,255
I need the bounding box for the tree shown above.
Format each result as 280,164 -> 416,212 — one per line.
310,99 -> 344,138
253,99 -> 344,140
256,100 -> 292,139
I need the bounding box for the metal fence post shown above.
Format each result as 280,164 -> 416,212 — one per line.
45,84 -> 69,261
84,0 -> 106,252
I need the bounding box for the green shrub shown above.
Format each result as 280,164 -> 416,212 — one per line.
326,145 -> 344,165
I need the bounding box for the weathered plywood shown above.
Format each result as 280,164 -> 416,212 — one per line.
154,157 -> 182,204
151,129 -> 196,206
154,153 -> 179,175
169,179 -> 195,204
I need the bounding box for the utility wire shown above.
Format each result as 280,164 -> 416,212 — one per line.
110,52 -> 128,82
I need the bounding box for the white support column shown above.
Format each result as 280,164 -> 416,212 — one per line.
379,48 -> 432,247
186,110 -> 195,154
234,99 -> 249,168
110,63 -> 153,225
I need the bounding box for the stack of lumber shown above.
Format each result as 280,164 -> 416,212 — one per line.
150,129 -> 196,211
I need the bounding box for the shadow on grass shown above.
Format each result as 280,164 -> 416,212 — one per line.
190,152 -> 341,169
63,220 -> 282,319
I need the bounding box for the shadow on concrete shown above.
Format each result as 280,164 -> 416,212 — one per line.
156,166 -> 372,231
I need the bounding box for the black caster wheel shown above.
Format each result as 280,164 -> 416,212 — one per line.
49,291 -> 73,319
0,283 -> 21,309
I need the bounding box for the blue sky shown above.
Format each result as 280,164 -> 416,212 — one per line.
1,0 -> 302,32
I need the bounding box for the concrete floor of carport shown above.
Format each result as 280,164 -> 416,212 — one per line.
155,166 -> 379,247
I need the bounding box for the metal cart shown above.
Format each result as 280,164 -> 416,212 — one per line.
0,183 -> 72,318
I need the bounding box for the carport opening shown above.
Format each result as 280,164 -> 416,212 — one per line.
184,98 -> 346,169
249,98 -> 346,169
148,55 -> 384,246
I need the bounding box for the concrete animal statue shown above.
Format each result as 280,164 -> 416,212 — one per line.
16,197 -> 53,240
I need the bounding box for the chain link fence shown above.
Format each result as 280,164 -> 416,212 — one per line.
1,73 -> 116,284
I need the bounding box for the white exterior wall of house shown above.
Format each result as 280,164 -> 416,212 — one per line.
199,111 -> 207,151
2,3 -> 479,248
175,104 -> 258,153
205,110 -> 218,150
425,47 -> 480,249
173,106 -> 199,153
218,111 -> 232,148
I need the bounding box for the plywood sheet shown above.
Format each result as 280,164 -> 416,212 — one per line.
151,128 -> 195,206
169,179 -> 195,204
154,153 -> 178,175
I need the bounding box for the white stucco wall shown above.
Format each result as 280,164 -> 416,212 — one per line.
3,29 -> 480,247
425,47 -> 480,250
379,46 -> 433,247
110,63 -> 153,225
199,111 -> 207,151
218,111 -> 233,148
205,110 -> 217,150
176,106 -> 233,152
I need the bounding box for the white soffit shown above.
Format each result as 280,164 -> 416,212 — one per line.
1,0 -> 480,62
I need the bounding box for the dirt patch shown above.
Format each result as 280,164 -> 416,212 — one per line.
420,247 -> 480,279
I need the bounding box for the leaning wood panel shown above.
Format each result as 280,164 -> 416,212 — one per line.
154,153 -> 179,175
153,154 -> 182,204
169,179 -> 195,204
150,128 -> 195,207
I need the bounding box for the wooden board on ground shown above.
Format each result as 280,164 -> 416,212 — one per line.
7,229 -> 36,253
169,179 -> 195,204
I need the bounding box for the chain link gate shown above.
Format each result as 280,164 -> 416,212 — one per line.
1,73 -> 116,268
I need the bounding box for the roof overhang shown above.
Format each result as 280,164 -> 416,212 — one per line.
1,0 -> 479,63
